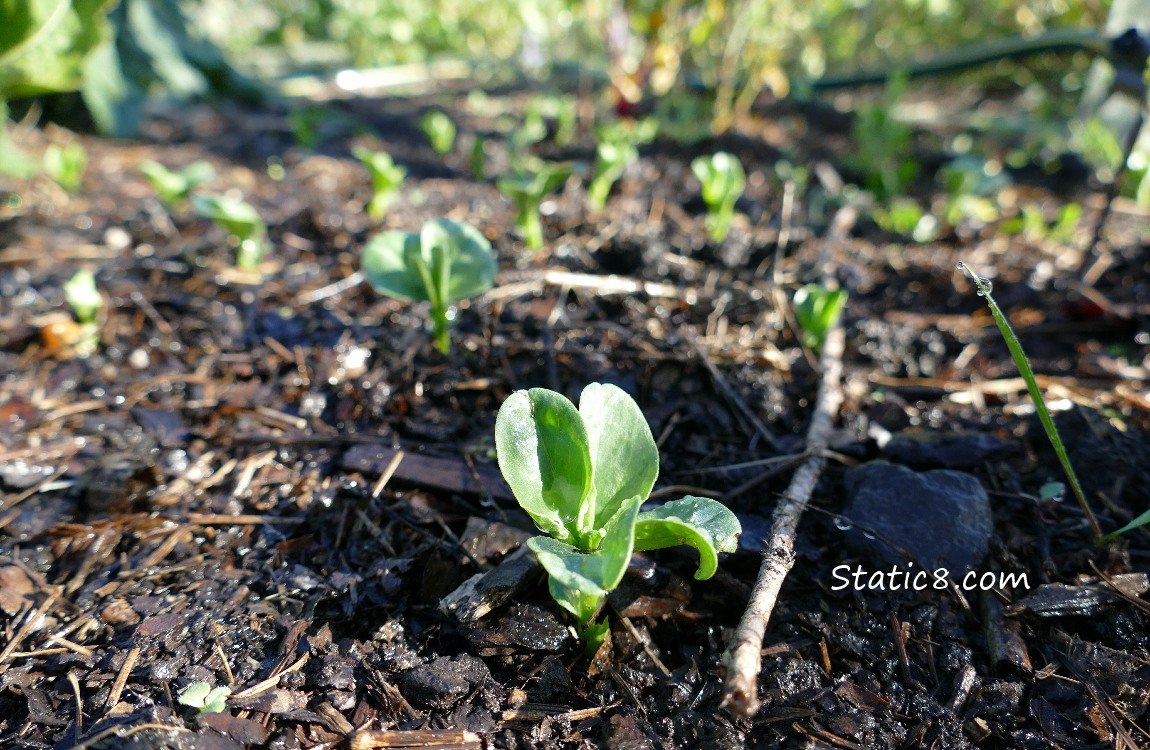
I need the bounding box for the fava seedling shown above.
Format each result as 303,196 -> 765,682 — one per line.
957,262 -> 1108,542
794,284 -> 848,352
354,147 -> 405,221
495,383 -> 741,633
361,219 -> 496,354
43,142 -> 87,192
193,195 -> 269,270
177,682 -> 230,716
587,142 -> 637,211
497,164 -> 572,250
421,110 -> 456,156
45,269 -> 103,357
140,160 -> 215,207
691,151 -> 745,243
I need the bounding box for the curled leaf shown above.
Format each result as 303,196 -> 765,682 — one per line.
634,496 -> 742,580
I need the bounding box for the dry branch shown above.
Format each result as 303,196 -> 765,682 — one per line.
720,321 -> 846,717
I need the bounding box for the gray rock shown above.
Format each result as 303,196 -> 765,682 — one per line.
842,462 -> 992,573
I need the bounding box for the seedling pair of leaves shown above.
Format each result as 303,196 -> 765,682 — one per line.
177,682 -> 230,716
794,284 -> 848,351
496,383 -> 741,630
192,195 -> 268,270
353,147 -> 405,221
497,164 -> 573,250
361,219 -> 496,353
140,160 -> 215,207
691,151 -> 746,243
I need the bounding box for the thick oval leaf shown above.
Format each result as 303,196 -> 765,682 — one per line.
361,230 -> 427,302
192,195 -> 265,239
425,219 -> 497,302
578,383 -> 658,532
527,537 -> 606,625
633,496 -> 742,580
526,494 -> 640,624
496,389 -> 592,543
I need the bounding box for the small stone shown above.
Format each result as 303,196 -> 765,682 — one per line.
400,654 -> 489,711
842,462 -> 992,573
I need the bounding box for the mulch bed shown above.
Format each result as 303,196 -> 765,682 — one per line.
1,85 -> 1149,749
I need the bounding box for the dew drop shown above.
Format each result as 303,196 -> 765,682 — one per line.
833,517 -> 854,532
955,261 -> 967,271
977,276 -> 993,294
862,531 -> 876,540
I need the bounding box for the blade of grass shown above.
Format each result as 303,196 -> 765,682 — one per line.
957,262 -> 1103,543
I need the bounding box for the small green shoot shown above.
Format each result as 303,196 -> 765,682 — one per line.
847,74 -> 918,199
139,160 -> 214,207
361,219 -> 496,354
495,383 -> 742,630
193,195 -> 269,270
793,284 -> 848,352
177,682 -> 231,716
587,142 -> 637,211
353,147 -> 406,221
62,269 -> 102,357
470,136 -> 487,180
691,151 -> 745,243
497,163 -> 572,250
43,143 -> 87,192
421,110 -> 456,156
956,262 -> 1105,542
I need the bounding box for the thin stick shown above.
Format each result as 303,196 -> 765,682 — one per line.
720,321 -> 845,717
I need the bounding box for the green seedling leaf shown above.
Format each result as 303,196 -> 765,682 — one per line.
691,152 -> 745,243
587,142 -> 637,211
634,496 -> 742,580
353,147 -> 405,221
496,388 -> 593,545
361,219 -> 496,353
193,194 -> 268,270
527,494 -> 642,624
957,262 -> 1103,542
43,143 -> 87,192
177,682 -> 230,715
140,160 -> 214,206
497,164 -> 573,250
794,284 -> 848,351
63,269 -> 102,325
421,110 -> 456,155
1038,482 -> 1065,503
496,383 -> 743,633
579,382 -> 659,533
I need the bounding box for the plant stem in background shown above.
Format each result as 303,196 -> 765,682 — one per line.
957,262 -> 1103,543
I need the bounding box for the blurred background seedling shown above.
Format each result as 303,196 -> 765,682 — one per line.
193,195 -> 269,271
140,160 -> 215,207
793,284 -> 848,352
497,163 -> 573,250
691,151 -> 746,243
43,142 -> 87,192
353,147 -> 405,221
421,110 -> 456,156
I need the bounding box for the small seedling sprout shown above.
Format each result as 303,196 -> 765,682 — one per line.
353,147 -> 405,221
177,682 -> 231,716
140,160 -> 215,207
421,110 -> 456,156
497,163 -> 572,250
43,142 -> 87,192
691,151 -> 746,243
55,269 -> 102,357
361,218 -> 497,354
193,195 -> 269,270
587,142 -> 638,211
793,284 -> 848,352
495,383 -> 742,634
956,262 -> 1107,542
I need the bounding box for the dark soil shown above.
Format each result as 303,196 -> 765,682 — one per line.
1,83 -> 1149,750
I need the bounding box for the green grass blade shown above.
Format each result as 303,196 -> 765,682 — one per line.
957,263 -> 1103,543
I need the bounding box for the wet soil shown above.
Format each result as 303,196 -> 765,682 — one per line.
1,84 -> 1149,749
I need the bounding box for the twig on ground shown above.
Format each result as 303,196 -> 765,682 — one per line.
720,321 -> 846,717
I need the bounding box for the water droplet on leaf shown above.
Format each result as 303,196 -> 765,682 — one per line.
833,517 -> 853,532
